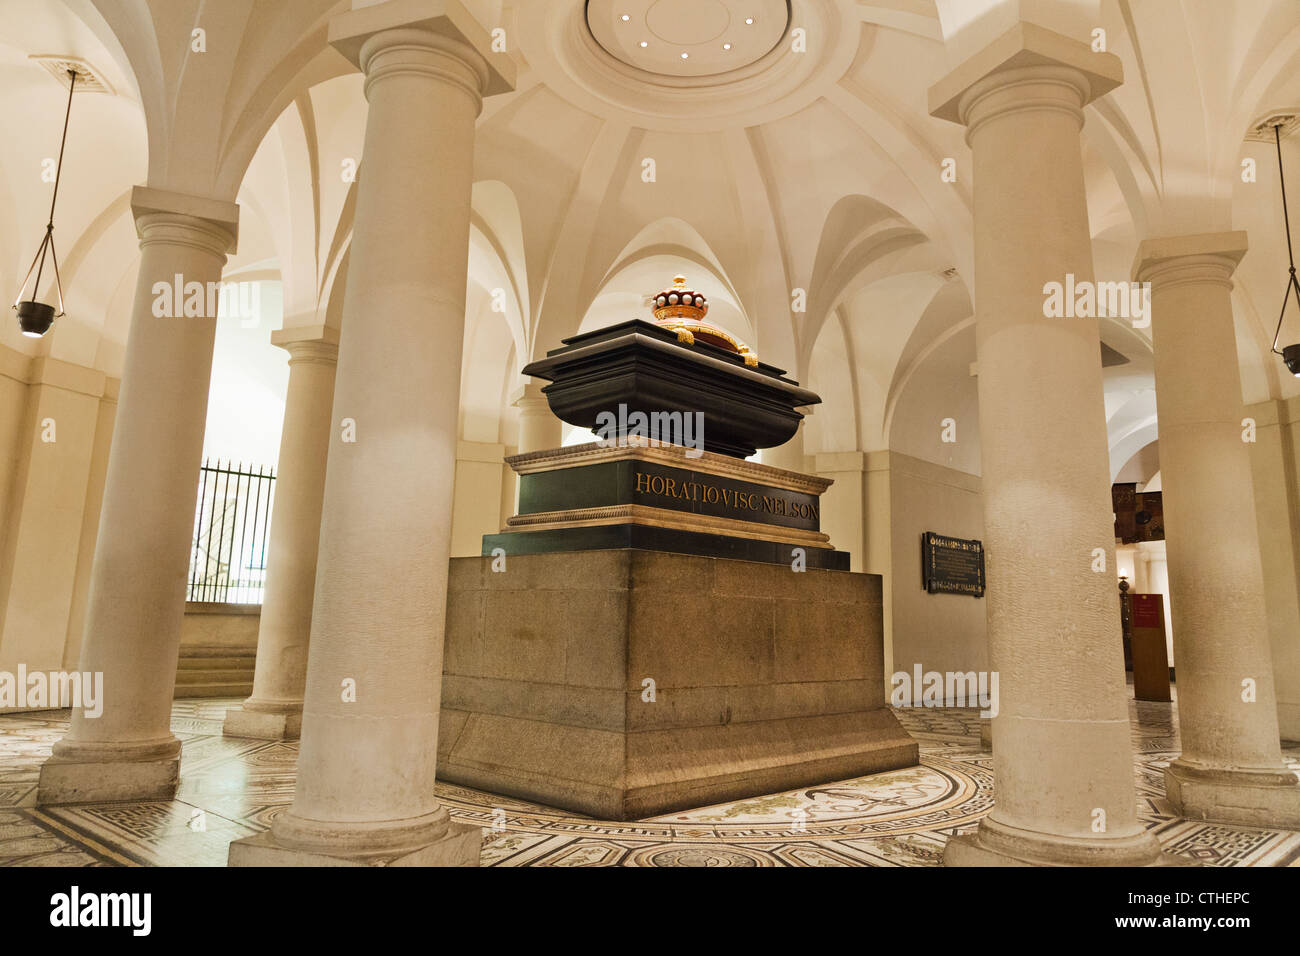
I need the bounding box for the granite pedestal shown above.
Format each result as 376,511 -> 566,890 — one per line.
437,549 -> 918,820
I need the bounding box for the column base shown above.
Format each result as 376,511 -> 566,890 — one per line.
944,815 -> 1175,867
37,737 -> 182,805
228,820 -> 481,867
979,718 -> 992,751
1165,760 -> 1300,828
1277,700 -> 1300,746
222,699 -> 303,740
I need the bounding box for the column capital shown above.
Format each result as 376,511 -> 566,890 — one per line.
130,185 -> 239,255
271,325 -> 340,366
929,22 -> 1121,127
329,0 -> 515,100
1132,231 -> 1248,288
510,380 -> 550,411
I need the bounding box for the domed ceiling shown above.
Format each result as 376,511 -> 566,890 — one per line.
2,0 -> 1300,475
586,0 -> 790,77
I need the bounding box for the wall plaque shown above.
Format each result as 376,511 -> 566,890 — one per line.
921,531 -> 985,597
1112,481 -> 1164,544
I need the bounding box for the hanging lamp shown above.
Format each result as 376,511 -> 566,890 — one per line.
1270,123 -> 1300,376
12,68 -> 78,338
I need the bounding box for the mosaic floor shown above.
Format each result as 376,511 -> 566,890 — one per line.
1,695 -> 1298,867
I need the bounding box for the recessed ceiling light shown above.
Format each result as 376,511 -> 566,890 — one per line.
745,18 -> 754,24
681,52 -> 689,59
621,14 -> 630,21
723,43 -> 732,50
639,40 -> 648,47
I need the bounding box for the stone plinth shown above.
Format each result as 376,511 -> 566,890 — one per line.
437,549 -> 918,820
484,440 -> 849,570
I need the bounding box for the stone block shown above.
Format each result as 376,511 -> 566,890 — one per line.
438,549 -> 918,819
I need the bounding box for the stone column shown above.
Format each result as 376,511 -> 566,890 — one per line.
223,327 -> 338,740
228,2 -> 512,866
814,451 -> 866,572
38,187 -> 238,804
1245,396 -> 1300,741
1134,233 -> 1300,826
450,440 -> 507,556
1133,546 -> 1151,594
762,405 -> 814,473
513,381 -> 562,453
930,24 -> 1163,865
510,381 -> 561,516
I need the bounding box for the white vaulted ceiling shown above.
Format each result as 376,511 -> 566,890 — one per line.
2,0 -> 1300,472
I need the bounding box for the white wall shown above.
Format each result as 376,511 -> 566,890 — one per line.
888,452 -> 987,693
202,280 -> 287,468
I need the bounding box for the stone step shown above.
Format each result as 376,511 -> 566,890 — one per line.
178,681 -> 252,698
174,643 -> 255,699
175,668 -> 252,684
176,656 -> 252,671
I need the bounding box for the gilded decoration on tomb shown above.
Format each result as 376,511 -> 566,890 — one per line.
651,275 -> 759,366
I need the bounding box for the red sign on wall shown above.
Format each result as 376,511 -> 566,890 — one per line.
1131,594 -> 1164,629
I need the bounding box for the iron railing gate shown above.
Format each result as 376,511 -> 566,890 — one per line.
186,459 -> 275,604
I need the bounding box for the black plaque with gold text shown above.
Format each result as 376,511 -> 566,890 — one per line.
518,459 -> 821,532
921,531 -> 985,597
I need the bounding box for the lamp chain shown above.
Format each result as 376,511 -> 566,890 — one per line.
14,69 -> 76,316
1273,123 -> 1300,355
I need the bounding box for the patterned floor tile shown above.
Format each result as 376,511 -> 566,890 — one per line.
0,694 -> 1295,867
